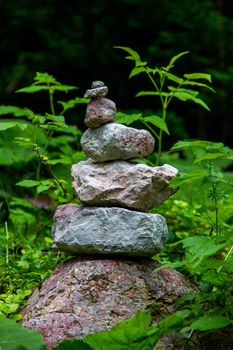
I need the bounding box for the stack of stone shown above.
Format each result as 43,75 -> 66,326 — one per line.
52,81 -> 178,257
22,82 -> 200,350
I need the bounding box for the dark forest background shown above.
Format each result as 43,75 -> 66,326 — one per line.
1,0 -> 233,149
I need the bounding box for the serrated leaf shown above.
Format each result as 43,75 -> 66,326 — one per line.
129,66 -> 147,78
0,121 -> 20,131
168,86 -> 199,97
181,315 -> 230,332
182,80 -> 215,92
171,140 -> 224,152
167,51 -> 189,69
16,180 -> 40,188
33,72 -> 58,85
143,116 -> 169,134
160,71 -> 184,84
58,97 -> 90,113
171,170 -> 208,186
16,85 -> 49,93
136,91 -> 170,97
172,91 -> 210,110
85,311 -> 157,350
0,106 -> 34,119
194,152 -> 233,163
114,46 -> 141,61
50,85 -> 77,92
184,72 -> 212,82
116,112 -> 142,125
0,316 -> 45,350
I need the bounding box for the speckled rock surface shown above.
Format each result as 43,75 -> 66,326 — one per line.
21,257 -> 196,350
84,98 -> 116,129
84,85 -> 108,98
52,205 -> 168,256
71,159 -> 178,211
81,123 -> 155,161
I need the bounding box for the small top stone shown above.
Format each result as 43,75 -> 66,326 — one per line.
91,81 -> 105,88
84,81 -> 108,98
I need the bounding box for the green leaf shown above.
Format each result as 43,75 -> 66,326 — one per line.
167,51 -> 189,69
0,106 -> 34,119
157,309 -> 191,336
182,80 -> 215,92
194,152 -> 233,163
172,91 -> 210,110
136,91 -> 170,97
184,73 -> 212,82
168,86 -> 199,97
50,85 -> 77,92
181,315 -> 231,332
0,316 -> 45,350
143,116 -> 169,134
33,72 -> 58,85
171,170 -> 207,186
0,120 -> 28,131
181,236 -> 227,268
160,71 -> 184,84
54,339 -> 93,350
58,97 -> 90,113
16,85 -> 49,93
116,112 -> 142,125
171,140 -> 224,152
16,180 -> 40,188
114,46 -> 141,61
85,311 -> 158,350
129,66 -> 147,78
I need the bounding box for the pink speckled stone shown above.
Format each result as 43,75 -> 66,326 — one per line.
21,257 -> 196,349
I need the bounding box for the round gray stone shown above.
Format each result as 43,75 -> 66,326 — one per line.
91,80 -> 105,88
81,123 -> 155,161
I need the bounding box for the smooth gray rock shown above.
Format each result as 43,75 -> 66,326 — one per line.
84,98 -> 116,129
52,204 -> 168,256
91,80 -> 105,88
84,86 -> 108,98
71,160 -> 178,211
22,257 -> 197,350
81,123 -> 155,161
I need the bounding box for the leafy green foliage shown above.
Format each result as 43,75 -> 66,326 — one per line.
0,317 -> 45,350
0,72 -> 85,319
115,47 -> 214,164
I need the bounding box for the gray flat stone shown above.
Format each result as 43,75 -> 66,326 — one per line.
71,160 -> 178,211
52,205 -> 168,256
84,98 -> 116,129
84,86 -> 108,98
81,123 -> 155,161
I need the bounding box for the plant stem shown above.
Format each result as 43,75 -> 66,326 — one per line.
49,90 -> 56,115
141,120 -> 159,140
156,106 -> 166,165
217,244 -> 233,273
5,221 -> 9,265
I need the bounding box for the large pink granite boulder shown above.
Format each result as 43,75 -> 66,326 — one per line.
21,258 -> 196,349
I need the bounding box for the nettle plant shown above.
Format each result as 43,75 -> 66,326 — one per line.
115,47 -> 214,165
0,72 -> 89,201
153,140 -> 233,340
0,73 -> 87,318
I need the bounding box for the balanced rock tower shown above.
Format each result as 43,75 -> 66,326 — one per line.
22,82 -> 195,349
